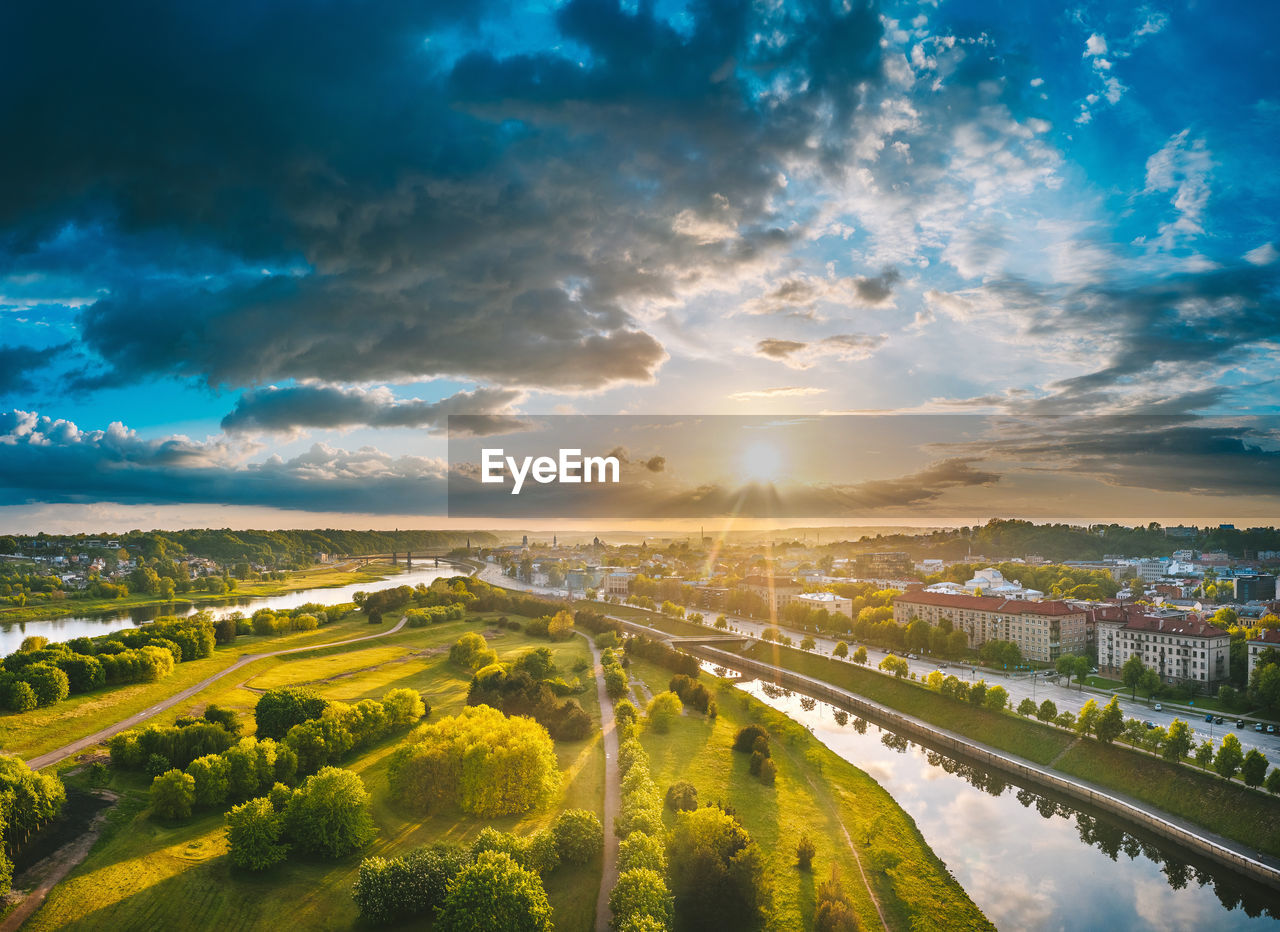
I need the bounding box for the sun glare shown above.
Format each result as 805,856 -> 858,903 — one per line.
738,441 -> 785,483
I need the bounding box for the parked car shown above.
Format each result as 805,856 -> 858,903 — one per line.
1256,723 -> 1265,732
1143,721 -> 1156,729
1269,725 -> 1277,735
907,653 -> 918,660
1236,720 -> 1245,728
1154,703 -> 1163,712
1214,716 -> 1225,725
1205,714 -> 1214,723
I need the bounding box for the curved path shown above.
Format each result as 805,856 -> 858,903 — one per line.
26,616 -> 409,771
578,631 -> 620,932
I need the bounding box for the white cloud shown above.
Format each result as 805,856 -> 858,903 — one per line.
1084,33 -> 1108,56
1143,129 -> 1213,249
1244,242 -> 1278,266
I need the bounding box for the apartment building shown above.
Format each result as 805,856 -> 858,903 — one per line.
891,591 -> 1087,663
1247,628 -> 1280,679
1095,607 -> 1231,687
742,575 -> 804,614
794,590 -> 854,619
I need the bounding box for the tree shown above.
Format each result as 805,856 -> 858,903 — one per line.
1017,698 -> 1037,717
984,685 -> 1009,712
450,633 -> 497,670
666,807 -> 770,931
552,809 -> 603,865
609,868 -> 673,931
1122,655 -> 1145,699
814,868 -> 856,932
150,769 -> 196,821
1095,698 -> 1124,744
645,692 -> 683,734
796,834 -> 816,871
1241,749 -> 1269,788
664,782 -> 698,813
1194,740 -> 1215,770
285,767 -> 375,858
255,687 -> 327,740
353,843 -> 469,925
547,610 -> 575,640
1035,700 -> 1057,722
225,797 -> 288,870
1162,719 -> 1193,762
852,646 -> 868,665
833,641 -> 848,659
187,754 -> 231,808
1266,768 -> 1280,795
1074,699 -> 1100,737
1214,734 -> 1244,780
435,850 -> 553,932
1139,669 -> 1162,699
800,636 -> 816,652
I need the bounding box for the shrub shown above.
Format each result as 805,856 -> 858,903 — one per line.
553,809 -> 604,865
388,706 -> 559,817
285,767 -> 376,858
618,832 -> 666,874
225,797 -> 289,871
733,725 -> 768,753
450,633 -> 497,671
759,758 -> 777,786
667,807 -> 770,931
664,781 -> 698,812
352,843 -> 469,925
609,868 -> 674,931
255,687 -> 327,740
435,851 -> 553,932
8,681 -> 37,712
645,692 -> 683,734
797,834 -> 816,871
150,769 -> 195,821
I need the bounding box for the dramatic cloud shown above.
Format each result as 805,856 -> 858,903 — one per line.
221,384 -> 524,435
743,268 -> 901,316
0,344 -> 65,395
0,410 -> 446,514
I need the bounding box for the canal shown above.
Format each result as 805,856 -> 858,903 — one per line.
0,562 -> 469,654
726,673 -> 1280,930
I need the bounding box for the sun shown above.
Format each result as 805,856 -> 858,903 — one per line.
738,441 -> 785,484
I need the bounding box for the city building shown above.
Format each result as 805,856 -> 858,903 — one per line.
1233,575 -> 1277,603
741,575 -> 804,614
852,552 -> 913,576
603,570 -> 635,597
1095,606 -> 1231,687
1247,629 -> 1280,680
794,590 -> 853,619
891,591 -> 1087,663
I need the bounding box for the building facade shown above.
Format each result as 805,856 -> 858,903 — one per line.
1095,607 -> 1230,687
742,575 -> 804,614
794,590 -> 854,619
891,591 -> 1087,663
1247,628 -> 1280,680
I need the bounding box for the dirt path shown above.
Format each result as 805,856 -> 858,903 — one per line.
25,616 -> 409,771
0,790 -> 119,932
579,632 -> 620,932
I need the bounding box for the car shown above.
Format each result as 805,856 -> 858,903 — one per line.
937,662 -> 948,669
1214,716 -> 1224,725
1143,721 -> 1156,729
1205,714 -> 1215,723
1237,720 -> 1245,728
1256,723 -> 1265,732
1090,667 -> 1098,674
1153,703 -> 1163,712
907,653 -> 918,660
1269,725 -> 1277,735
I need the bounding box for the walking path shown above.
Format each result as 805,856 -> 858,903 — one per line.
579,631 -> 620,932
26,616 -> 409,771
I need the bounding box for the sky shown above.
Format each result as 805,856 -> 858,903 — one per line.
1,0 -> 1278,532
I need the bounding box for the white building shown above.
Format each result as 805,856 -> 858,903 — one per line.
963,568 -> 1044,600
1095,606 -> 1230,687
794,590 -> 853,619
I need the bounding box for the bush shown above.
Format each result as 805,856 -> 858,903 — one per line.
667,807 -> 770,930
645,692 -> 683,734
8,681 -> 37,712
609,868 -> 674,931
450,633 -> 497,670
388,706 -> 559,817
150,769 -> 195,821
797,834 -> 816,871
759,758 -> 777,786
255,687 -> 327,740
353,843 -> 469,925
435,851 -> 553,932
733,725 -> 768,753
553,809 -> 604,865
618,832 -> 666,874
225,797 -> 289,871
664,781 -> 698,812
285,767 -> 376,858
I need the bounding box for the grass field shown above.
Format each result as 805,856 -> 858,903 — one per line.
626,656 -> 991,932
0,561 -> 403,625
25,616 -> 605,931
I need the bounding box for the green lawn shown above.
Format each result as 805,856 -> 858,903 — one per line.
628,656 -> 991,932
26,617 -> 605,931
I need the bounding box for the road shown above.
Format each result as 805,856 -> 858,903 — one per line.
578,631 -> 620,932
476,564 -> 1280,759
26,615 -> 409,771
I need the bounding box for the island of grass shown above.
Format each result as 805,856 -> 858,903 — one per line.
621,651 -> 992,931
21,613 -> 605,931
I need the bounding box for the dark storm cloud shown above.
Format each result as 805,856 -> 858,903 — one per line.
0,344 -> 66,395
0,410 -> 446,514
221,384 -> 524,435
0,0 -> 886,394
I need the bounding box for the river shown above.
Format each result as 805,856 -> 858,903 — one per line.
725,673 -> 1280,930
0,563 -> 469,655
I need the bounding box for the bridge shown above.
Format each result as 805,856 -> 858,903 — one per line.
342,550 -> 462,569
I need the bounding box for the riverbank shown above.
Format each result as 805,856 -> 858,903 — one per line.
0,561 -> 405,626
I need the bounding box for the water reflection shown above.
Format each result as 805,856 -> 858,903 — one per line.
0,564 -> 465,654
738,679 -> 1280,930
